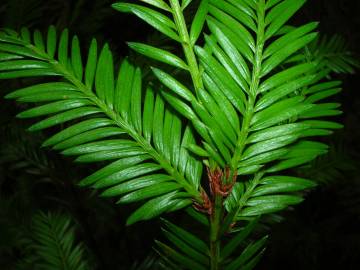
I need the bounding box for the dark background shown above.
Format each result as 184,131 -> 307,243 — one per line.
0,0 -> 359,269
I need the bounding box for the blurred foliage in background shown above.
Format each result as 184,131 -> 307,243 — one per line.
0,0 -> 359,269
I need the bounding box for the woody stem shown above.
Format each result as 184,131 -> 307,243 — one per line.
210,193 -> 223,270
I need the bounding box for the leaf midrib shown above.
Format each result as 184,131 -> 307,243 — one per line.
230,1 -> 266,172
22,41 -> 201,201
225,1 -> 267,226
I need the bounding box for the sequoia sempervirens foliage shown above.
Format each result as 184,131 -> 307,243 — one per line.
0,0 -> 358,269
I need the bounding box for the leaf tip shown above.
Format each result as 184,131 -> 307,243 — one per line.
112,3 -> 130,12
16,112 -> 25,118
4,93 -> 15,99
99,190 -> 110,198
28,124 -> 41,132
77,180 -> 89,187
150,66 -> 160,75
126,41 -> 135,47
126,216 -> 136,226
116,198 -> 124,204
40,141 -> 50,148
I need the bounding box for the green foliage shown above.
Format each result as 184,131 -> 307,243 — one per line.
305,34 -> 360,74
1,26 -> 203,225
155,216 -> 267,270
0,0 -> 358,269
17,211 -> 91,270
